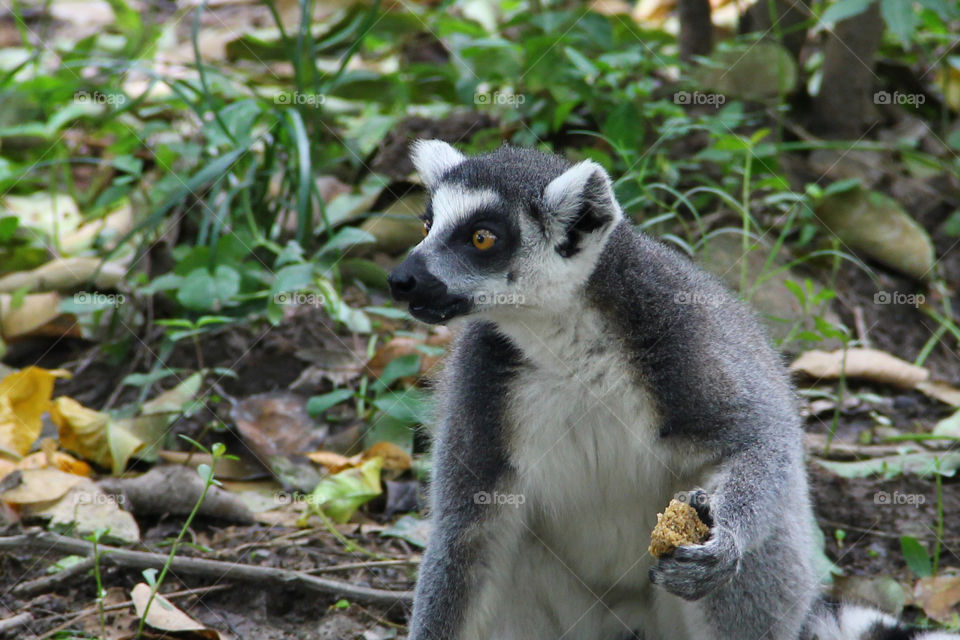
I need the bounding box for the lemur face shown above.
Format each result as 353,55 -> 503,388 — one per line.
388,140 -> 623,325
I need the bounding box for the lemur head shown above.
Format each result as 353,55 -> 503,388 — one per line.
387,140 -> 623,324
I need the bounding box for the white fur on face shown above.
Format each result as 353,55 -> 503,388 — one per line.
410,139 -> 465,189
426,184 -> 501,238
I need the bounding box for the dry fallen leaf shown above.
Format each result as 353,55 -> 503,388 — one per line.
308,441 -> 412,475
0,293 -> 80,341
32,479 -> 140,544
131,583 -> 221,639
366,329 -> 451,379
916,381 -> 960,407
14,438 -> 92,477
792,348 -> 960,407
231,392 -> 327,460
790,348 -> 929,389
49,396 -> 145,475
0,257 -> 127,294
913,574 -> 960,623
364,441 -> 412,472
308,449 -> 358,474
0,468 -> 84,504
0,367 -> 71,457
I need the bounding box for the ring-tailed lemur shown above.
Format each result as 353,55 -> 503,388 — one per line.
387,140 -> 956,640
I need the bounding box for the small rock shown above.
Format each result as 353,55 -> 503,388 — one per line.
815,186 -> 935,280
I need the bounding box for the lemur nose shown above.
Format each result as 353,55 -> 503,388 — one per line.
387,272 -> 417,298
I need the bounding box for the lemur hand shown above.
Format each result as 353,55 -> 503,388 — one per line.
649,490 -> 741,601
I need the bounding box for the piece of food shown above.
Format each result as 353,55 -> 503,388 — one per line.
648,499 -> 710,558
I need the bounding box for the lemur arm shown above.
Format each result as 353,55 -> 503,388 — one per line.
408,322 -> 518,639
650,418 -> 804,601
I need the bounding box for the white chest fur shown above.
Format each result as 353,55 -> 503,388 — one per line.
492,310 -> 711,589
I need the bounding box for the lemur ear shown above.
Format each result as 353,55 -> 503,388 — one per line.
410,139 -> 466,190
542,160 -> 622,258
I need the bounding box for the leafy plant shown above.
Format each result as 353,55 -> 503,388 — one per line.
136,438 -> 233,638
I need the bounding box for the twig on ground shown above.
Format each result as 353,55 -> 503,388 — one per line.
13,557 -> 96,598
310,558 -> 420,573
0,529 -> 414,608
817,518 -> 960,544
0,612 -> 33,637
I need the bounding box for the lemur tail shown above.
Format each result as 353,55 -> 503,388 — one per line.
802,598 -> 959,640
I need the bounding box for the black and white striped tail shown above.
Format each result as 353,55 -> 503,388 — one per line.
804,600 -> 959,640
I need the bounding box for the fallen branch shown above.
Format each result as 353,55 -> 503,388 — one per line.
0,612 -> 33,637
804,434 -> 920,460
13,557 -> 96,598
0,529 -> 413,607
311,558 -> 420,574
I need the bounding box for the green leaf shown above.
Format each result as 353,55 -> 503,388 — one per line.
381,514 -> 431,548
917,0 -> 960,18
880,0 -> 919,44
372,388 -> 431,425
307,457 -> 383,523
364,415 -> 415,452
942,209 -> 960,237
197,463 -> 215,484
0,217 -> 17,242
933,409 -> 960,439
176,265 -> 240,311
140,273 -> 183,295
270,263 -> 314,295
142,567 -> 158,587
821,0 -> 875,24
603,102 -> 643,151
373,355 -> 420,393
815,451 -> 960,478
362,306 -> 409,319
102,145 -> 251,265
783,279 -> 806,305
900,535 -> 932,577
306,389 -> 355,417
317,227 -> 376,254
564,46 -> 599,79
823,178 -> 862,197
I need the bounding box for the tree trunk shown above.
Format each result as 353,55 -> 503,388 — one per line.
740,0 -> 812,61
678,0 -> 713,61
810,2 -> 885,139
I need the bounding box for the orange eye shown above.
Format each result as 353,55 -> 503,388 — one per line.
422,220 -> 431,237
472,229 -> 497,250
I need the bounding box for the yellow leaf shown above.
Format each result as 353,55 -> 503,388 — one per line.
16,439 -> 92,477
49,396 -> 145,475
0,367 -> 71,456
0,468 -> 84,504
363,441 -> 412,471
307,450 -> 358,473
